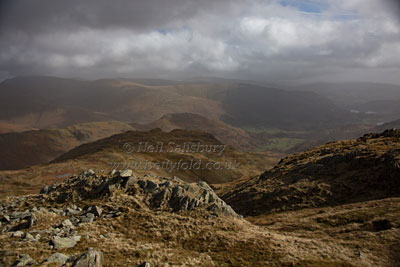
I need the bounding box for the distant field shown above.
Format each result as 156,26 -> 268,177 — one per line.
240,126 -> 306,152
241,126 -> 308,135
255,137 -> 305,152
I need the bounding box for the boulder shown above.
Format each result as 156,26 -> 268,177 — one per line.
87,206 -> 102,217
12,254 -> 36,266
72,248 -> 103,267
119,169 -> 133,178
46,253 -> 69,264
51,236 -> 79,249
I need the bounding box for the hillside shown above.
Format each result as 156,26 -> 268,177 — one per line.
0,121 -> 135,170
2,169 -> 392,266
132,113 -> 257,151
0,129 -> 280,198
51,129 -> 277,184
218,129 -> 400,216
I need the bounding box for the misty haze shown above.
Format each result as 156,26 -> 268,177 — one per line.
1,1 -> 400,266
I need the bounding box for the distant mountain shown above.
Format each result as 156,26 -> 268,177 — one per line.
293,82 -> 400,108
218,129 -> 400,216
292,82 -> 400,124
0,76 -> 354,131
0,76 -> 225,128
374,118 -> 400,132
353,99 -> 400,122
219,83 -> 354,130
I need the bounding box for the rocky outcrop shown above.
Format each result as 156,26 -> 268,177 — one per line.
39,170 -> 239,217
221,129 -> 400,216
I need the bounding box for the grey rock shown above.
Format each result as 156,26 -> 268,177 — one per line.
119,169 -> 133,178
62,219 -> 74,228
40,186 -> 50,194
23,233 -> 35,241
66,207 -> 81,215
12,231 -> 24,237
46,252 -> 69,264
145,181 -> 158,193
10,213 -> 36,231
172,186 -> 184,198
87,206 -> 102,217
121,176 -> 137,188
184,184 -> 198,194
160,181 -> 171,187
198,181 -> 212,191
12,254 -> 36,266
51,236 -> 79,249
72,248 -> 104,267
138,180 -> 147,188
51,208 -> 64,215
151,189 -> 168,207
80,216 -> 94,224
11,211 -> 31,219
1,215 -> 10,223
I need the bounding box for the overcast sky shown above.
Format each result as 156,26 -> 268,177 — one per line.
0,0 -> 399,84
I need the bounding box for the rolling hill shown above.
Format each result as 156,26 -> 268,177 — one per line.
131,113 -> 257,151
0,76 -> 355,131
0,121 -> 135,170
0,128 -> 280,198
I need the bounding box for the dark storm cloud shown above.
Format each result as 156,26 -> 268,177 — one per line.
0,0 -> 240,33
0,0 -> 400,84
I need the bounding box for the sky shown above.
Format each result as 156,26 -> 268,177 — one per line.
0,0 -> 400,84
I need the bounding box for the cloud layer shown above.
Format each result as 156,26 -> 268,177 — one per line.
0,0 -> 399,84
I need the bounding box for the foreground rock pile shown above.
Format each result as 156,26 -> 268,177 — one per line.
40,169 -> 238,217
0,170 -> 239,266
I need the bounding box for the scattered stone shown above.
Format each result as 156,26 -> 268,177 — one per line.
59,219 -> 73,228
12,254 -> 36,266
46,252 -> 69,264
35,233 -> 41,241
121,176 -> 137,188
1,215 -> 10,223
23,232 -> 35,241
87,206 -> 102,217
40,186 -> 50,194
66,207 -> 81,215
10,213 -> 37,231
51,236 -> 79,249
11,231 -> 24,237
145,181 -> 158,193
119,169 -> 133,178
72,248 -> 104,267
